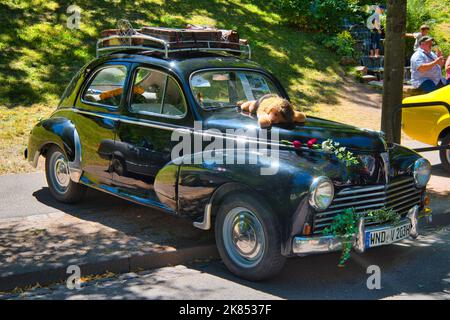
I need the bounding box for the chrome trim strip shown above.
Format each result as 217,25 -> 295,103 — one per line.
386,186 -> 419,199
387,177 -> 414,188
387,195 -> 421,208
316,202 -> 385,217
407,205 -> 419,238
193,203 -> 212,231
392,201 -> 421,214
328,195 -> 387,209
69,108 -> 294,149
386,190 -> 421,204
338,185 -> 385,195
333,191 -> 386,202
354,218 -> 365,253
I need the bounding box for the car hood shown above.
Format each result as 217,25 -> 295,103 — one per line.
202,108 -> 387,153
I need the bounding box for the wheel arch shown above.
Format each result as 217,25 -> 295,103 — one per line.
28,118 -> 83,182
438,126 -> 450,143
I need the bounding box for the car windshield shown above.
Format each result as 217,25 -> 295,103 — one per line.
190,70 -> 282,109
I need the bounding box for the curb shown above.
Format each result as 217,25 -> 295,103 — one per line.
0,244 -> 218,292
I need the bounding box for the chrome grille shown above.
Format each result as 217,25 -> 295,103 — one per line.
313,177 -> 422,234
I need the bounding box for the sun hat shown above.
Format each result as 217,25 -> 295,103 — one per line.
418,36 -> 433,45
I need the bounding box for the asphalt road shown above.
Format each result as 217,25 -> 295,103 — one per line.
0,172 -> 128,219
10,217 -> 450,300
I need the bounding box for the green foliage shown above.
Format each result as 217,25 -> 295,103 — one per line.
321,31 -> 356,58
366,207 -> 401,224
406,0 -> 434,34
277,0 -> 365,34
321,138 -> 359,166
322,207 -> 359,266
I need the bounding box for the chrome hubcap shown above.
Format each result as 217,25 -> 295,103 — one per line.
223,207 -> 265,268
50,151 -> 70,194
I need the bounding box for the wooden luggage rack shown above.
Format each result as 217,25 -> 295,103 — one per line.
97,20 -> 251,59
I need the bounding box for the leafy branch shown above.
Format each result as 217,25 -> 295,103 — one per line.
322,208 -> 359,267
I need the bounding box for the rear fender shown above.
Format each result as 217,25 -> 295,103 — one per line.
27,117 -> 82,182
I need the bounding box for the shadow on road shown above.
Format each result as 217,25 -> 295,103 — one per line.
189,225 -> 450,299
31,186 -> 213,247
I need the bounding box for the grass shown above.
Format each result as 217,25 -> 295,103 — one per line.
0,0 -> 347,175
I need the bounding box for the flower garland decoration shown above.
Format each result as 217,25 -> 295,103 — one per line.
281,138 -> 359,167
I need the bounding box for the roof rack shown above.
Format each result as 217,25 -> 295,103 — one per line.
96,20 -> 251,59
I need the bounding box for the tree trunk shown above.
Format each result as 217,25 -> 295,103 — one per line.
381,0 -> 407,144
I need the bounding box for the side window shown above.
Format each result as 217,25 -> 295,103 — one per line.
163,77 -> 186,116
82,65 -> 127,107
130,67 -> 186,117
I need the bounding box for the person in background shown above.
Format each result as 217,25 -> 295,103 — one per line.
410,36 -> 447,93
446,55 -> 450,81
366,5 -> 385,57
405,24 -> 431,51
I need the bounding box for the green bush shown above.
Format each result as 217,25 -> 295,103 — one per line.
322,31 -> 356,57
277,0 -> 365,34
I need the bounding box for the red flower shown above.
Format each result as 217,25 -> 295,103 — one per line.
307,138 -> 318,149
292,140 -> 302,149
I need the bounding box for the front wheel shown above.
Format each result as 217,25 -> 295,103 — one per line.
215,193 -> 286,281
45,145 -> 86,203
439,133 -> 450,173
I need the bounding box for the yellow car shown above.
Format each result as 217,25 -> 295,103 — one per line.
402,85 -> 450,172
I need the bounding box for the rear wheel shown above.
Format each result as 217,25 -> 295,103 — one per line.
215,193 -> 286,281
45,145 -> 86,203
439,133 -> 450,173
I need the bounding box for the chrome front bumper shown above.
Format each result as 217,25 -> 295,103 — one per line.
292,205 -> 421,255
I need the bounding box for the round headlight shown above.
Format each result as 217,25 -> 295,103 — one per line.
309,176 -> 334,211
413,158 -> 431,188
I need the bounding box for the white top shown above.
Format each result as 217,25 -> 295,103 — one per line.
413,32 -> 422,51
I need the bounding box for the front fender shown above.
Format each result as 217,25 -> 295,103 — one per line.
175,149 -> 319,218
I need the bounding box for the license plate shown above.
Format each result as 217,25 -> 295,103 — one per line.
365,223 -> 411,248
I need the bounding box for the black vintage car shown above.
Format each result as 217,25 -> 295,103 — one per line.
26,31 -> 432,280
